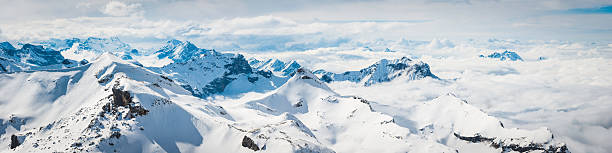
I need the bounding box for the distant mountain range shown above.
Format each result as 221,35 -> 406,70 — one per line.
313,57 -> 438,86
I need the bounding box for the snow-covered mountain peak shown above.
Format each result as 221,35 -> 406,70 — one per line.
279,68 -> 336,94
248,58 -> 301,77
154,39 -> 207,63
0,42 -> 15,50
480,50 -> 524,61
40,37 -> 138,61
315,56 -> 438,86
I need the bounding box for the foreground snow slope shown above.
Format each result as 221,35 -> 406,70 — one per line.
0,54 -> 253,152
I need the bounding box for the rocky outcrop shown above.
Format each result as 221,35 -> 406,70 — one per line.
107,88 -> 148,118
10,134 -> 20,149
111,88 -> 132,107
241,136 -> 260,151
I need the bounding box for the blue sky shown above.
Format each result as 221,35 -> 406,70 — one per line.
565,5 -> 612,14
0,0 -> 611,50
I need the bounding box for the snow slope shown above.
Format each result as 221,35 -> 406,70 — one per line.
408,94 -> 568,153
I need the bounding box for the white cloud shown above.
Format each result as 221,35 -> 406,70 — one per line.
101,1 -> 143,17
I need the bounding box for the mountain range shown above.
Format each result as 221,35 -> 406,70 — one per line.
0,38 -> 569,153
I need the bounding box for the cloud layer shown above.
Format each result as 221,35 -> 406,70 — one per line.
1,0 -> 612,48
101,1 -> 143,17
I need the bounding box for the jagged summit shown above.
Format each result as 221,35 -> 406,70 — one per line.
0,42 -> 15,50
480,50 -> 524,61
315,56 -> 438,86
150,43 -> 285,98
154,39 -> 213,63
249,58 -> 301,77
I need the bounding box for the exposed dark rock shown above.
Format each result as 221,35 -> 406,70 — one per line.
242,136 -> 260,151
351,96 -> 374,111
127,105 -> 149,118
10,134 -> 20,149
111,88 -> 132,107
248,77 -> 259,83
110,132 -> 121,139
61,59 -> 73,65
320,75 -> 333,83
296,68 -> 305,73
160,75 -> 173,82
453,133 -> 570,153
256,70 -> 272,78
107,88 -> 148,119
71,142 -> 82,148
201,77 -> 235,97
225,55 -> 252,75
294,99 -> 304,107
79,59 -> 89,65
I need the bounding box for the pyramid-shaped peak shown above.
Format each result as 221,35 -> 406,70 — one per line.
0,42 -> 15,50
287,68 -> 334,92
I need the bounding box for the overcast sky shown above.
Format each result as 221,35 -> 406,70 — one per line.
0,0 -> 611,49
